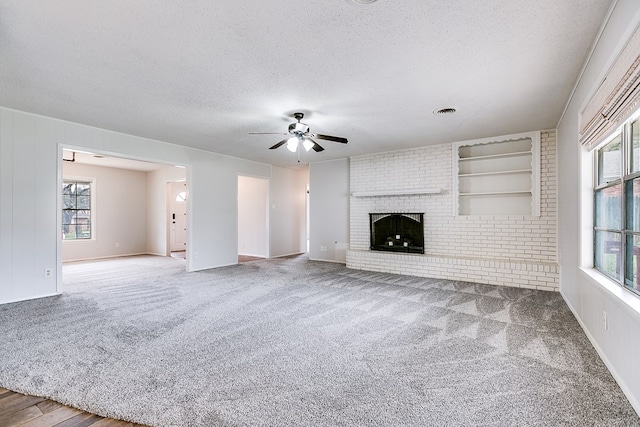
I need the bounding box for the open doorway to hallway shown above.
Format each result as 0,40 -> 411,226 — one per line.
237,175 -> 269,263
168,181 -> 188,258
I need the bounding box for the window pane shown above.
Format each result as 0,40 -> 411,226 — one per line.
62,230 -> 74,239
62,183 -> 75,195
624,235 -> 640,295
76,222 -> 91,239
62,222 -> 76,239
63,195 -> 76,209
625,178 -> 640,231
632,120 -> 640,173
76,195 -> 90,209
598,134 -> 622,185
595,184 -> 622,230
595,231 -> 622,281
76,183 -> 90,195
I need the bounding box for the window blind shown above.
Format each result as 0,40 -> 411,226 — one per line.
580,24 -> 640,150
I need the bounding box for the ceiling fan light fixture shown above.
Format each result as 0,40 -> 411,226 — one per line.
286,137 -> 299,152
303,139 -> 314,152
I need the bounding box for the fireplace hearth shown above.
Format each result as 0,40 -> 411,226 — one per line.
369,213 -> 424,254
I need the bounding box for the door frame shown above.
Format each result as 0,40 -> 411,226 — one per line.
237,174 -> 270,259
166,180 -> 188,255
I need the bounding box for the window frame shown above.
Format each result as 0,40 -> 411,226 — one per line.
593,109 -> 640,297
62,177 -> 96,242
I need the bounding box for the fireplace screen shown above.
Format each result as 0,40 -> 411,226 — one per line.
369,213 -> 424,254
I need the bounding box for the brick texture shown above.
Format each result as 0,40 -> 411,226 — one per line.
347,130 -> 559,291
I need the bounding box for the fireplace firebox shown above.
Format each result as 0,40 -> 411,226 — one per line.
369,213 -> 424,254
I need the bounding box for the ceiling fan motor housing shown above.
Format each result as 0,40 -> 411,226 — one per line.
288,122 -> 309,136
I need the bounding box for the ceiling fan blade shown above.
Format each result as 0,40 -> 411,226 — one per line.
308,138 -> 324,152
249,132 -> 288,135
269,138 -> 289,150
313,133 -> 348,144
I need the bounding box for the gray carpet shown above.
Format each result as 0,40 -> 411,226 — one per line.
0,255 -> 637,426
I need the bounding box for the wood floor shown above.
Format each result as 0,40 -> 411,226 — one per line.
0,388 -> 145,427
238,254 -> 264,263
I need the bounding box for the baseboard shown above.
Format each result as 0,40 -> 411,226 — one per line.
308,257 -> 346,264
560,289 -> 640,418
190,261 -> 237,272
271,252 -> 305,259
0,292 -> 61,306
63,252 -> 149,263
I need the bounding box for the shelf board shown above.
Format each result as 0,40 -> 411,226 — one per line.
352,188 -> 442,197
459,169 -> 532,178
459,190 -> 532,196
458,151 -> 531,161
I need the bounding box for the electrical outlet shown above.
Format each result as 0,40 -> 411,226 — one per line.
115,242 -> 120,248
44,268 -> 52,278
602,311 -> 608,331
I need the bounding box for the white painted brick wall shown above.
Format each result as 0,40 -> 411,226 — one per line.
347,130 -> 559,291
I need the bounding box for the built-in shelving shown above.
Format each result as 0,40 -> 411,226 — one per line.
458,169 -> 532,178
351,188 -> 442,197
457,151 -> 531,162
453,131 -> 540,216
459,190 -> 532,196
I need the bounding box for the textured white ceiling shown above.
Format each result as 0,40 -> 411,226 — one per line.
0,0 -> 613,167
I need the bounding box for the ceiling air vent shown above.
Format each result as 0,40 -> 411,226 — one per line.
434,108 -> 457,115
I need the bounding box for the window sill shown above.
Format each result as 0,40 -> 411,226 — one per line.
579,267 -> 640,320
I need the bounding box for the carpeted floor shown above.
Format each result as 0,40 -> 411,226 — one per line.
0,255 -> 637,426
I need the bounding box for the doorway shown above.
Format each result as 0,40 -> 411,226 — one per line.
237,175 -> 269,260
169,181 -> 188,257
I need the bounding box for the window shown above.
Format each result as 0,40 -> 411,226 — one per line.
594,116 -> 640,296
62,180 -> 92,240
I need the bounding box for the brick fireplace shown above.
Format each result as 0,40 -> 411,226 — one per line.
347,130 -> 559,291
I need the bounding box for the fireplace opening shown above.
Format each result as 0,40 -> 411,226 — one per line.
369,213 -> 424,254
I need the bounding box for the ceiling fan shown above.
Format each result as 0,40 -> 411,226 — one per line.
250,112 -> 348,153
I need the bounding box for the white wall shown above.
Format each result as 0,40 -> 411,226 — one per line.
238,175 -> 269,257
62,162 -> 148,261
309,159 -> 349,262
269,166 -> 308,258
0,107 -> 272,304
557,0 -> 640,415
146,165 -> 187,256
0,109 -> 58,303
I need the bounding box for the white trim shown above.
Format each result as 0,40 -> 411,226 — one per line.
308,257 -> 345,264
56,145 -> 63,294
351,188 -> 441,197
1,292 -> 62,306
62,252 -> 152,263
271,251 -> 306,259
